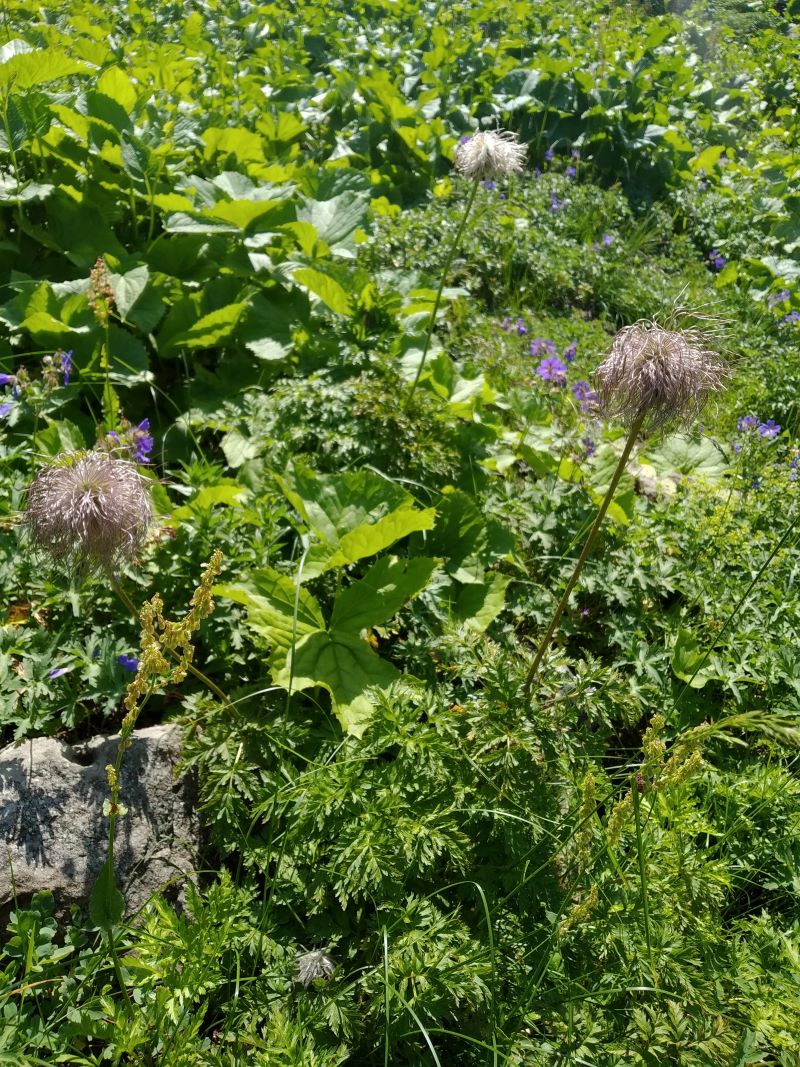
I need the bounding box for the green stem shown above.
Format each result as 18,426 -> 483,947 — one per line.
405,178 -> 479,408
632,779 -> 655,980
523,411 -> 646,700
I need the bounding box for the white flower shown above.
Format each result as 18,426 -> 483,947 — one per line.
454,129 -> 526,180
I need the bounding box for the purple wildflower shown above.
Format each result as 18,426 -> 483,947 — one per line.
132,419 -> 154,464
459,135 -> 471,144
582,436 -> 596,457
601,234 -> 613,247
757,419 -> 781,438
0,402 -> 12,418
0,373 -> 13,386
516,317 -> 528,336
708,249 -> 727,270
572,380 -> 598,408
785,310 -> 800,324
565,165 -> 577,179
563,340 -> 577,362
502,317 -> 512,332
768,289 -> 791,308
118,654 -> 139,672
732,442 -> 742,454
49,666 -> 71,679
544,147 -> 554,162
530,338 -> 557,357
536,356 -> 568,384
550,193 -> 564,212
59,350 -> 73,387
482,179 -> 496,191
533,166 -> 541,178
571,148 -> 580,159
737,415 -> 758,432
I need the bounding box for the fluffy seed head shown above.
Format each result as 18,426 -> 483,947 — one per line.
26,450 -> 152,571
454,129 -> 526,180
595,316 -> 729,431
295,949 -> 335,987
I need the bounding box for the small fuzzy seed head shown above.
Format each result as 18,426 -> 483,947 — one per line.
294,949 -> 335,987
595,317 -> 728,431
26,450 -> 152,572
454,129 -> 526,180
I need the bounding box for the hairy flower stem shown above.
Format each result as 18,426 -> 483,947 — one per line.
523,411 -> 646,700
405,178 -> 479,408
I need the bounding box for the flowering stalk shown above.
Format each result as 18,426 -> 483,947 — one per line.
405,129 -> 526,408
523,411 -> 645,699
405,177 -> 479,407
94,551 -> 224,1008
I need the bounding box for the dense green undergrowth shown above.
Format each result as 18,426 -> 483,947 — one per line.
1,0 -> 800,1063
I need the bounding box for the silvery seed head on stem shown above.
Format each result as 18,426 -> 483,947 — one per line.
454,129 -> 526,181
595,315 -> 729,432
25,450 -> 152,572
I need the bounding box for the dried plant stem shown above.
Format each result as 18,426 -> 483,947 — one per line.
523,411 -> 646,700
405,178 -> 479,408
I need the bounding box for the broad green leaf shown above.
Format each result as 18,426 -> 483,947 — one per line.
297,190 -> 369,250
167,301 -> 249,351
453,572 -> 511,632
216,567 -> 324,652
292,267 -> 351,315
645,434 -> 728,483
238,289 -> 307,364
171,483 -> 249,522
33,419 -> 87,456
163,213 -> 239,235
109,266 -> 149,321
276,465 -> 436,579
671,628 -> 725,688
272,629 -> 401,736
330,555 -> 439,635
0,48 -> 90,90
221,429 -> 262,468
587,486 -> 636,525
204,198 -> 290,231
96,67 -> 137,113
89,859 -> 124,931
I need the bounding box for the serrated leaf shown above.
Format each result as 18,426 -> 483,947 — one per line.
167,301 -> 249,351
453,572 -> 511,632
276,465 -> 435,579
645,434 -> 728,483
297,190 -> 368,250
330,555 -> 439,635
216,568 -> 324,652
109,265 -> 149,321
272,629 -> 401,736
0,48 -> 90,90
291,267 -> 351,315
171,483 -> 249,522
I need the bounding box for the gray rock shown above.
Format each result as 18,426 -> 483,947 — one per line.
0,724 -> 200,919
